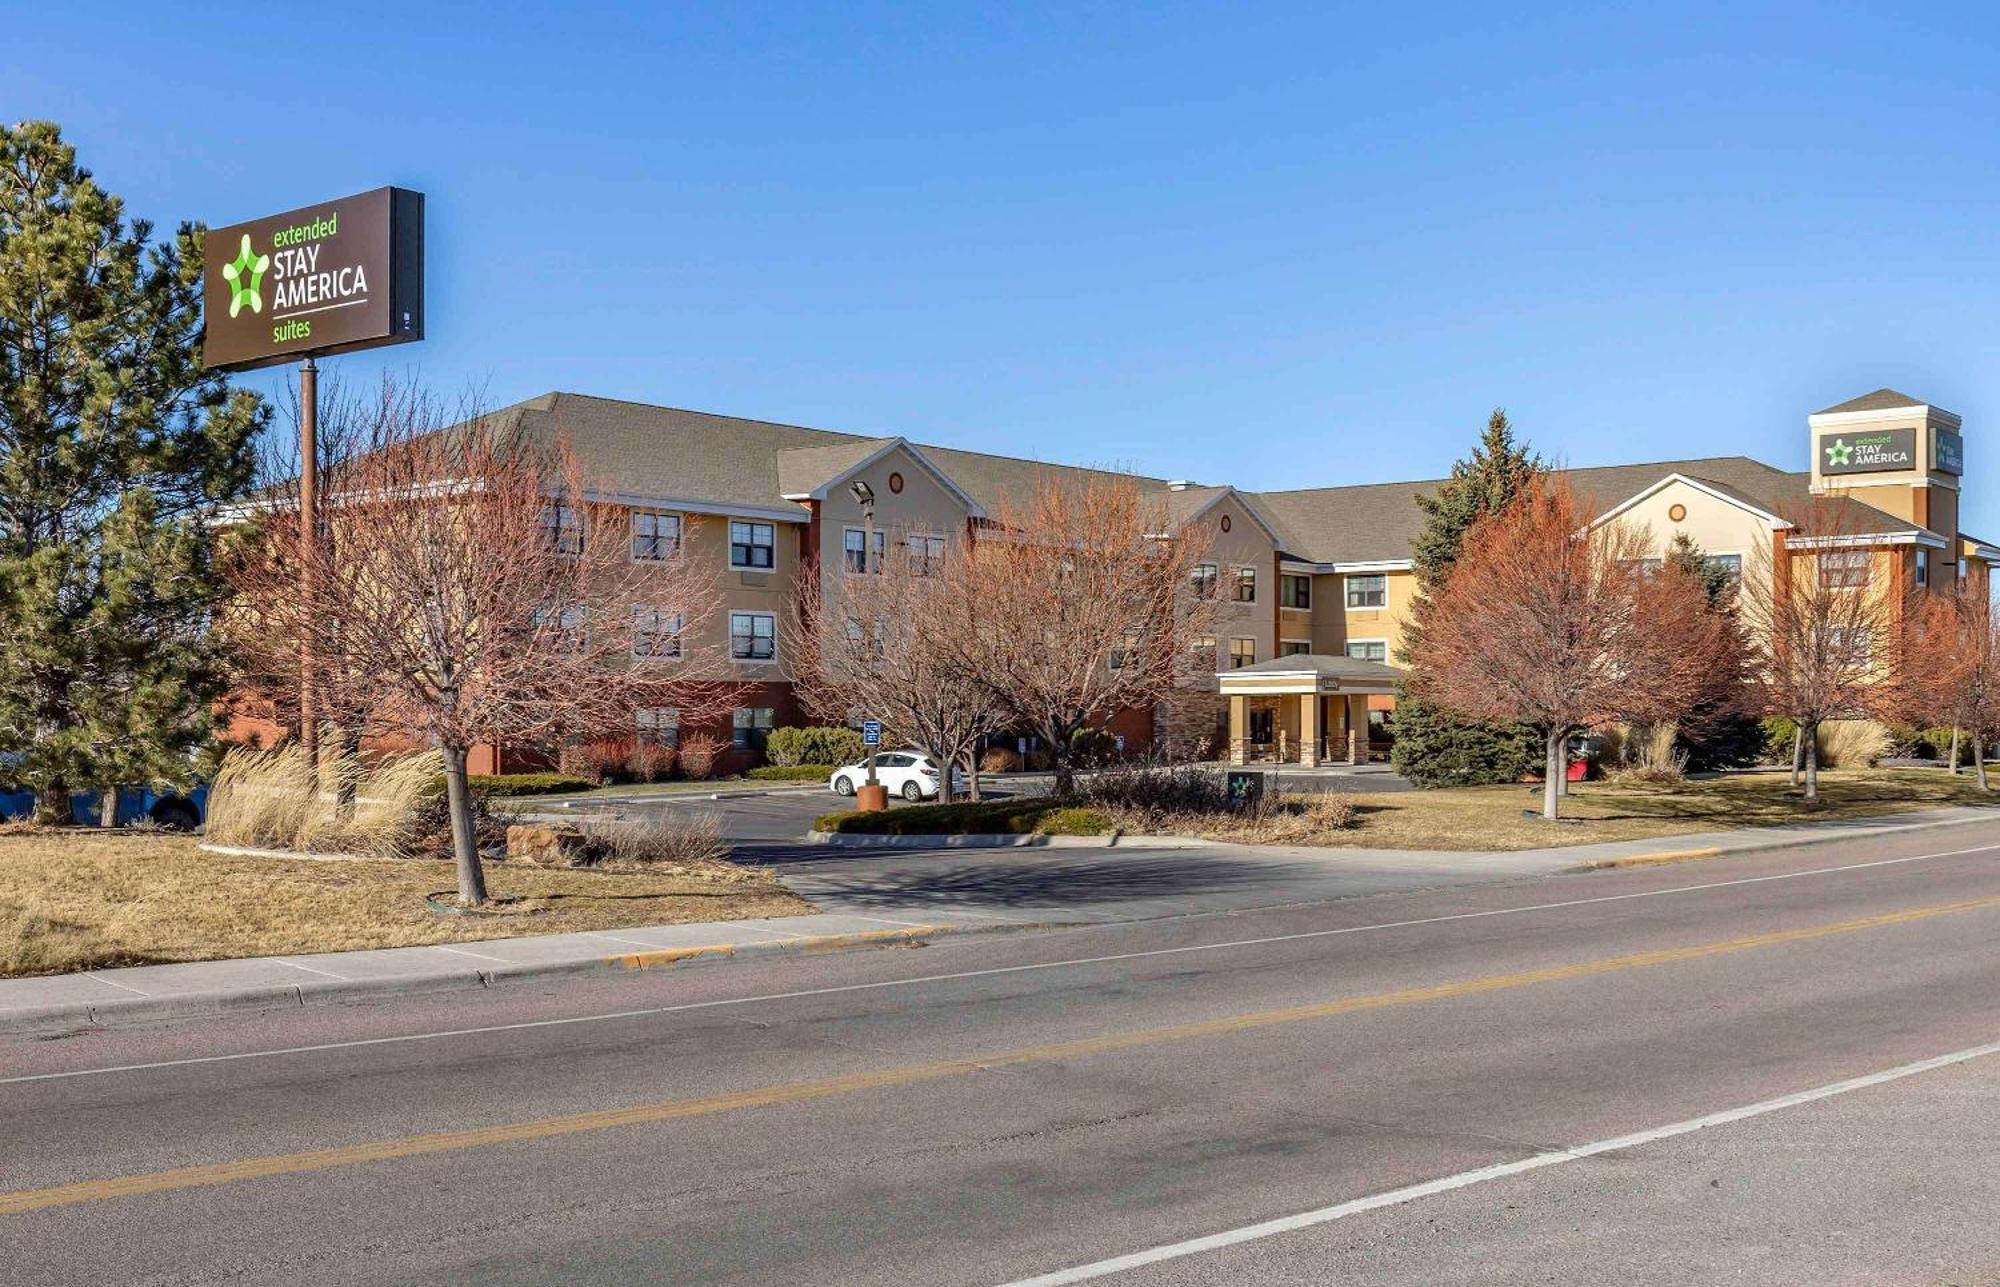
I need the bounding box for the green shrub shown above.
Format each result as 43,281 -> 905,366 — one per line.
814,798 -> 1112,836
1760,717 -> 1799,765
766,726 -> 867,768
1388,692 -> 1540,787
746,764 -> 837,782
464,773 -> 595,798
1068,728 -> 1120,768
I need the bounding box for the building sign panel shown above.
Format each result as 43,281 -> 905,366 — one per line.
1818,427 -> 1916,476
1935,427 -> 1965,476
202,187 -> 424,372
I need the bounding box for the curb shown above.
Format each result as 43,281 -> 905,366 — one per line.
802,830 -> 1217,850
0,919 -> 1051,1036
1562,808 -> 2000,873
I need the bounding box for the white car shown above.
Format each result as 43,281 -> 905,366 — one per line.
828,751 -> 965,802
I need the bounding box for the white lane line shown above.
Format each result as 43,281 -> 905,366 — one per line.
428,944 -> 511,964
271,959 -> 349,981
1001,1036 -> 2000,1285
5,841 -> 1995,1086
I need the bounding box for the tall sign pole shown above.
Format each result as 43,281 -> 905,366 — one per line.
202,187 -> 425,759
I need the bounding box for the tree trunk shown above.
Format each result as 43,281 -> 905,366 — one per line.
98,788 -> 119,828
1976,731 -> 1989,793
34,776 -> 69,827
1803,723 -> 1820,801
441,745 -> 488,906
1542,729 -> 1564,820
964,749 -> 983,802
1790,724 -> 1804,788
1950,726 -> 1963,773
1050,735 -> 1076,797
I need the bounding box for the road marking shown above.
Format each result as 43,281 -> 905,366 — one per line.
5,841 -> 1996,1086
4,890 -> 2000,1216
1000,1035 -> 2000,1285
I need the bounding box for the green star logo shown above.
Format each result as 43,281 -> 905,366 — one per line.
1825,438 -> 1852,468
220,233 -> 269,318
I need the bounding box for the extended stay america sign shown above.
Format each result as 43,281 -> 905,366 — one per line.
202,187 -> 424,371
1818,427 -> 1917,476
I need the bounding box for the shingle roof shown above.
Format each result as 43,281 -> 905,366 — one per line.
774,439 -> 895,499
1244,456 -> 1923,563
1813,388 -> 1928,415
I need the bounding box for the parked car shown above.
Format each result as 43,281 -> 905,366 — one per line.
827,751 -> 965,802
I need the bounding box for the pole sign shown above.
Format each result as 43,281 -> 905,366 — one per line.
861,720 -> 883,747
202,187 -> 424,372
1818,428 -> 1916,477
1935,427 -> 1966,476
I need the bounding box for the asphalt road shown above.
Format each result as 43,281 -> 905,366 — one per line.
5,822 -> 2000,1285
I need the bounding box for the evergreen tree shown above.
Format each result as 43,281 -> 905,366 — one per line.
0,122 -> 265,822
1392,408 -> 1544,787
1659,532 -> 1763,771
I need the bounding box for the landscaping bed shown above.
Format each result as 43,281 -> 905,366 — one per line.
815,799 -> 1115,836
0,831 -> 810,977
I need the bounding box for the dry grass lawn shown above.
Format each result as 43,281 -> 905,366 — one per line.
1314,767 -> 2000,851
0,832 -> 810,977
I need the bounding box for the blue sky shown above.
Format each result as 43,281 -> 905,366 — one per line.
15,2 -> 2000,530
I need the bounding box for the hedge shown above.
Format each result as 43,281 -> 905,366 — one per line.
765,726 -> 867,768
465,773 -> 597,797
813,798 -> 1113,836
745,764 -> 837,782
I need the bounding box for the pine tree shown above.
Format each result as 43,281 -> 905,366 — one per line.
0,122 -> 265,823
1659,533 -> 1763,770
1392,408 -> 1544,788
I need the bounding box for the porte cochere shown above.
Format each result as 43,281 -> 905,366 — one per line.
1217,654 -> 1404,766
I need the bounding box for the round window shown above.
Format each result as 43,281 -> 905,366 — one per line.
1668,503 -> 1687,522
1220,514 -> 1232,533
887,472 -> 904,495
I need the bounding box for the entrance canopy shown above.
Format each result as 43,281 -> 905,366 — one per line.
1216,654 -> 1405,766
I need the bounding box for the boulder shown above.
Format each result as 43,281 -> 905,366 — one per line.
506,821 -> 592,867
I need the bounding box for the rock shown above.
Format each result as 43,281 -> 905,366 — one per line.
506,822 -> 591,867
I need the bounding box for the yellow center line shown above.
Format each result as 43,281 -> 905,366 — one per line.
7,891 -> 2000,1217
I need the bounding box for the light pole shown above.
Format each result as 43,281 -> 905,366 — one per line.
298,356 -> 318,769
850,479 -> 878,791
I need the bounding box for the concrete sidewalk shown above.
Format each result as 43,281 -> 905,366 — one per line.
3,804 -> 1995,1034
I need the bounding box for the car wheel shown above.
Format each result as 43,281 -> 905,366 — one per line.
901,780 -> 924,802
833,775 -> 856,797
150,798 -> 201,832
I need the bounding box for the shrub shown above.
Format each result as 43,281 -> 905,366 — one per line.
814,798 -> 1109,836
575,811 -> 729,867
466,773 -> 596,798
746,764 -> 835,782
1680,710 -> 1767,772
1820,721 -> 1889,769
1078,762 -> 1231,814
1612,724 -> 1688,782
765,726 -> 867,768
206,746 -> 450,857
1069,728 -> 1120,769
1759,717 -> 1800,766
556,743 -> 605,786
1388,693 -> 1541,787
626,743 -> 677,783
1031,806 -> 1115,836
679,733 -> 725,780
980,746 -> 1022,773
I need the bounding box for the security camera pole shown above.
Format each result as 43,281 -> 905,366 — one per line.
850,478 -> 879,793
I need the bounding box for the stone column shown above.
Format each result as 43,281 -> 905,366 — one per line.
1228,693 -> 1248,766
1299,692 -> 1321,767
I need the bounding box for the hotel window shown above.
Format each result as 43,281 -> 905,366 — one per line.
1829,625 -> 1873,664
729,611 -> 776,661
1229,637 -> 1256,669
1189,635 -> 1217,658
732,707 -> 776,751
634,707 -> 680,748
1915,549 -> 1930,587
1234,567 -> 1257,603
1281,574 -> 1312,610
1706,553 -> 1742,586
843,527 -> 885,574
540,504 -> 583,557
1109,629 -> 1143,671
1346,574 -> 1386,608
630,510 -> 681,561
1279,640 -> 1312,657
730,520 -> 775,569
1819,550 -> 1871,590
908,534 -> 946,576
632,607 -> 683,659
534,604 -> 586,650
1190,563 -> 1218,599
1346,640 -> 1388,663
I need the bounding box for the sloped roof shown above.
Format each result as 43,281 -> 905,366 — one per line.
1813,388 -> 1928,415
1245,455 -> 1923,564
774,439 -> 897,498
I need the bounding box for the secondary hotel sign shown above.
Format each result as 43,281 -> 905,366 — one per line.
203,187 -> 424,371
1818,427 -> 1916,476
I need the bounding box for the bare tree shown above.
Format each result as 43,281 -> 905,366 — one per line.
1408,477 -> 1731,819
228,383 -> 724,903
952,473 -> 1218,796
1891,585 -> 2000,790
1740,498 -> 1899,801
789,523 -> 1004,801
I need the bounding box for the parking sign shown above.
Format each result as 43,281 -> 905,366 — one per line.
862,720 -> 883,747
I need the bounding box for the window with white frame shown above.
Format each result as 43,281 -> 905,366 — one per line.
533,604 -> 587,650
842,527 -> 885,574
1279,639 -> 1312,656
1234,567 -> 1257,603
1229,637 -> 1256,668
1916,549 -> 1930,587
907,534 -> 945,576
540,504 -> 583,557
630,510 -> 681,561
1281,574 -> 1311,609
1189,634 -> 1217,658
730,520 -> 775,569
732,706 -> 775,751
1829,625 -> 1873,664
1345,639 -> 1387,662
1819,550 -> 1871,590
634,707 -> 680,748
632,607 -> 684,659
729,611 -> 776,661
1346,574 -> 1386,608
1190,563 -> 1218,598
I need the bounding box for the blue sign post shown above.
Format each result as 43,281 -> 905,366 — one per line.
861,720 -> 883,746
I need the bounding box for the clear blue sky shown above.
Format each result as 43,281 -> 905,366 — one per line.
16,3 -> 2000,532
